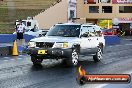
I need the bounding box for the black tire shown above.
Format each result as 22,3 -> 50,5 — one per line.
93,47 -> 103,62
39,34 -> 42,37
79,76 -> 87,85
31,56 -> 43,65
65,49 -> 79,66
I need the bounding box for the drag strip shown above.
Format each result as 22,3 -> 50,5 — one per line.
0,39 -> 132,88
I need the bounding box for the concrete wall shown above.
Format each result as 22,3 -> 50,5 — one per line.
34,0 -> 68,29
81,3 -> 132,19
34,0 -> 132,28
76,0 -> 86,23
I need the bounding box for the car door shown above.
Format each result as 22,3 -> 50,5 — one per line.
88,26 -> 104,53
80,26 -> 93,55
88,26 -> 99,48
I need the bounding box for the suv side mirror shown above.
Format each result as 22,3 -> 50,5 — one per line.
42,32 -> 47,36
30,29 -> 35,32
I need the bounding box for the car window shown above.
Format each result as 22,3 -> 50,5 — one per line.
30,29 -> 34,32
22,21 -> 26,26
46,25 -> 81,37
27,21 -> 31,26
34,28 -> 39,32
25,29 -> 30,32
81,26 -> 101,37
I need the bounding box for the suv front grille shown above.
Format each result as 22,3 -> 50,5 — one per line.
36,42 -> 54,48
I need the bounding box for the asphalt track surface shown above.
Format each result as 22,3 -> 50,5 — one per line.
0,38 -> 132,88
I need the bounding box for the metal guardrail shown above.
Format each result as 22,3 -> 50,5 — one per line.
0,46 -> 12,56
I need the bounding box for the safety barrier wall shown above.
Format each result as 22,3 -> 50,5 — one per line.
0,34 -> 120,44
104,35 -> 120,45
0,34 -> 35,55
0,34 -> 120,55
0,34 -> 35,43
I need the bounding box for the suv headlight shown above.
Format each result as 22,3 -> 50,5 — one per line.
28,42 -> 36,48
53,42 -> 68,48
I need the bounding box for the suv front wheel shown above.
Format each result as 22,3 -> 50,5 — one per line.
93,47 -> 103,62
31,56 -> 43,65
65,49 -> 79,66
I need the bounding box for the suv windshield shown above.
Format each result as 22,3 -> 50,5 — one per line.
46,25 -> 81,37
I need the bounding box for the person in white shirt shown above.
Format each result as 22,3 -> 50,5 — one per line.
16,20 -> 26,47
16,20 -> 25,40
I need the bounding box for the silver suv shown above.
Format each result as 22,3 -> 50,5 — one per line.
28,23 -> 105,66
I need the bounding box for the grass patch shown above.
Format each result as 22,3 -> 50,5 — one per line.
0,0 -> 60,34
0,22 -> 14,34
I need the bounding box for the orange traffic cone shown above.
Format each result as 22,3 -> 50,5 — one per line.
12,40 -> 18,56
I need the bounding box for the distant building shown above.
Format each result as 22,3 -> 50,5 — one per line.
34,0 -> 132,35
80,0 -> 132,32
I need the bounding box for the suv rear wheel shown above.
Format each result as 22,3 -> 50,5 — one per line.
93,47 -> 103,62
31,56 -> 43,65
65,49 -> 79,66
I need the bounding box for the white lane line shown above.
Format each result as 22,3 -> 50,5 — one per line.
19,55 -> 23,56
3,57 -> 9,59
114,45 -> 123,47
10,59 -> 15,61
17,58 -> 23,60
3,58 -> 23,62
108,45 -> 122,47
108,43 -> 132,48
123,39 -> 132,41
125,44 -> 132,46
108,46 -> 113,47
3,60 -> 9,62
96,84 -> 108,88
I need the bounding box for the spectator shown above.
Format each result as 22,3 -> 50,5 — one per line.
16,20 -> 25,40
116,29 -> 121,36
16,20 -> 26,46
